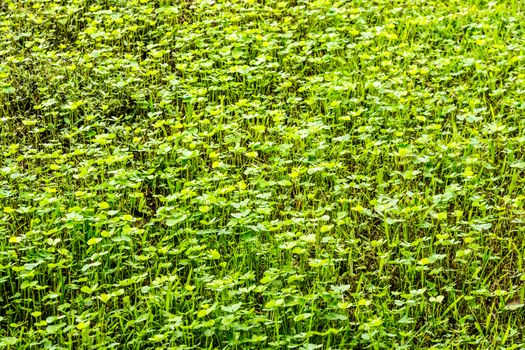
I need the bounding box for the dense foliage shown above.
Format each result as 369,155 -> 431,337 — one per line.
1,0 -> 525,348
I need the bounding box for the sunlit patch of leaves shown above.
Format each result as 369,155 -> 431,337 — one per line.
2,0 -> 525,348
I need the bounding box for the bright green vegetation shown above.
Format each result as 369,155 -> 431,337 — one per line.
1,0 -> 525,349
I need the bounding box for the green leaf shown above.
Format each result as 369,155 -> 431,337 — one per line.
166,214 -> 187,226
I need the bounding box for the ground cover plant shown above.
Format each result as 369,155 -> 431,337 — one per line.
1,0 -> 525,348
